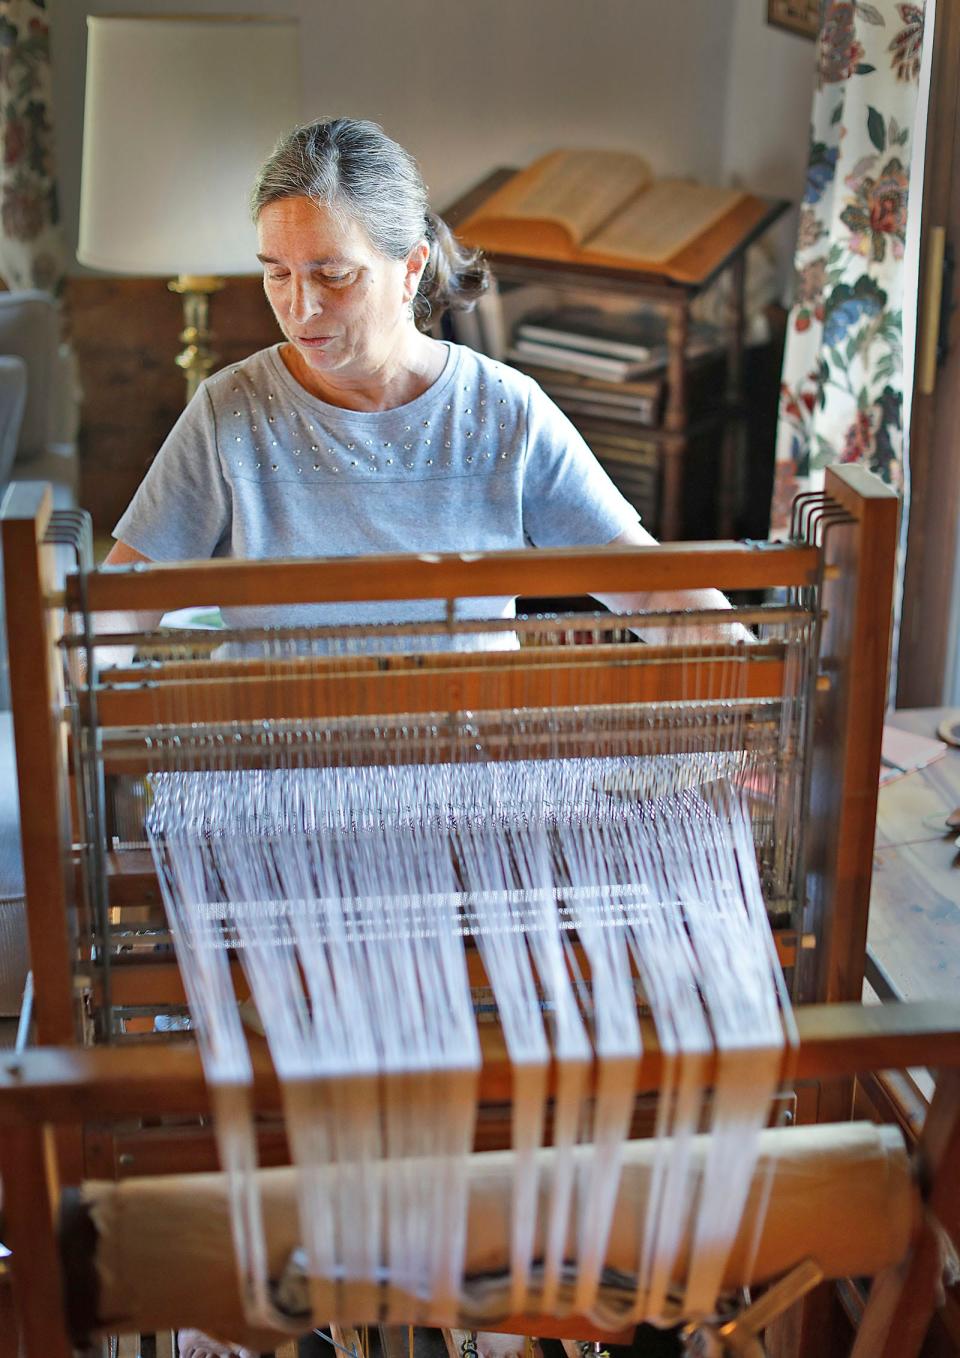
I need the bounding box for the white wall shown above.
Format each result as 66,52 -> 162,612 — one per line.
723,0 -> 819,284
723,1 -> 816,198
49,0 -> 816,284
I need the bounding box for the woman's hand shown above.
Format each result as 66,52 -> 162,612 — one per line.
592,524 -> 755,645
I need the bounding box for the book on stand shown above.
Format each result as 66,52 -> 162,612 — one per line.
456,149 -> 757,284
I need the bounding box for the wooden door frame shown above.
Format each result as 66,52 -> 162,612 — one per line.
898,0 -> 960,708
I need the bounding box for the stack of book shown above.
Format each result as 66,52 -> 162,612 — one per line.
506,305 -> 724,423
503,304 -> 728,527
515,362 -> 664,427
509,304 -> 723,372
575,419 -> 660,522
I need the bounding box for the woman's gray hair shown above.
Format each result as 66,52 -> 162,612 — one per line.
252,118 -> 488,326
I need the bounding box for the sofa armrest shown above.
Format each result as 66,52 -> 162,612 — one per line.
0,354 -> 26,487
0,290 -> 61,462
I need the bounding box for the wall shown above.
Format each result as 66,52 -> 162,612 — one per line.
47,0 -> 818,529
50,0 -> 816,272
722,1 -> 817,283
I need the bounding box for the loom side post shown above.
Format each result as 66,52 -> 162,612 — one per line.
0,483 -> 78,1050
769,467 -> 899,1358
795,465 -> 899,1012
0,1120 -> 73,1358
1,486 -> 86,1202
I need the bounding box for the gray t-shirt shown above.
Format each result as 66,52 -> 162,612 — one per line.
114,342 -> 639,631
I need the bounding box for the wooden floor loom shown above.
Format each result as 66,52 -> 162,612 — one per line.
0,464 -> 958,1358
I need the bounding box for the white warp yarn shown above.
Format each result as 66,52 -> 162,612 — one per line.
148,754 -> 791,1330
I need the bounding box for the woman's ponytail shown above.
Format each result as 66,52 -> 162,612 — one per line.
414,210 -> 490,327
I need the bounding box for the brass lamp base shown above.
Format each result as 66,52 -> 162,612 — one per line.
168,274 -> 225,403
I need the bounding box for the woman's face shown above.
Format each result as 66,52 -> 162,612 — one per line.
257,196 -> 426,384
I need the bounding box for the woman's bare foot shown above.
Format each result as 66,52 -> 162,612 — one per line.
177,1328 -> 257,1358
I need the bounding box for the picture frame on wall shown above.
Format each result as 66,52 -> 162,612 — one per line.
767,0 -> 822,39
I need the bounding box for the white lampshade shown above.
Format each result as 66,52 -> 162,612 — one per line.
78,16 -> 301,276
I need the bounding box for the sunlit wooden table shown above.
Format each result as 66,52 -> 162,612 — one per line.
867,707 -> 960,1002
861,711 -> 960,1350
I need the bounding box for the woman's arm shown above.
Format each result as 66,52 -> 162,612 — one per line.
591,522 -> 754,645
104,541 -> 152,568
95,540 -> 165,667
517,385 -> 752,643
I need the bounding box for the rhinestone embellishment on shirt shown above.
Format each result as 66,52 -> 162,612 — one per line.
233,365 -> 516,478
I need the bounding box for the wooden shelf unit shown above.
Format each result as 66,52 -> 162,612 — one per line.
445,169 -> 790,540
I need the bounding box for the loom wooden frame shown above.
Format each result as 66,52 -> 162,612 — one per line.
3,465 -> 949,1358
1,1007 -> 959,1358
84,642 -> 794,727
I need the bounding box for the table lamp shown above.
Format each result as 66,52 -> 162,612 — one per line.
78,15 -> 301,402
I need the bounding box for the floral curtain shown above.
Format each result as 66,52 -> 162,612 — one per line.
0,0 -> 65,294
771,1 -> 926,535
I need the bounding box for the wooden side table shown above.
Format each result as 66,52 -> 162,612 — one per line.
867,707 -> 960,1003
444,170 -> 790,540
858,709 -> 960,1349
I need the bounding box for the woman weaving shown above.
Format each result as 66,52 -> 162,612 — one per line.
106,117 -> 743,644
105,119 -> 746,1358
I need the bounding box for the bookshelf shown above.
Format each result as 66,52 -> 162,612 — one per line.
445,169 -> 790,540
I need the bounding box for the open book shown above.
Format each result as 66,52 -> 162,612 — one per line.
456,150 -> 759,283
879,724 -> 948,785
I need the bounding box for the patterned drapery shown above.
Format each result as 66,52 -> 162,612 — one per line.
770,1 -> 926,536
0,0 -> 65,294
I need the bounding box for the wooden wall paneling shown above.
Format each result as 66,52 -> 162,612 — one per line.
0,1270 -> 19,1358
66,275 -> 279,533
